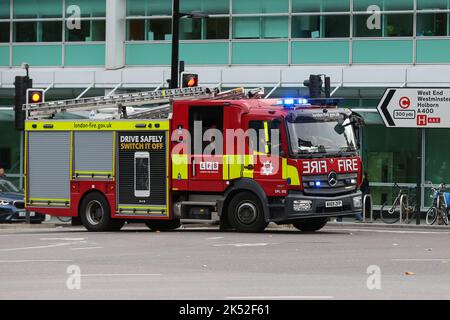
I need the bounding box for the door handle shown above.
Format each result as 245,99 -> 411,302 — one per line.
192,158 -> 196,177
244,164 -> 254,170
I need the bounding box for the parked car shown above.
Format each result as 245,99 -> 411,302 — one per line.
0,179 -> 45,223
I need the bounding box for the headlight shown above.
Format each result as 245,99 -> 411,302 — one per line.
0,200 -> 11,206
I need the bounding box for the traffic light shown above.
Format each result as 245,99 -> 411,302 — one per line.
14,76 -> 32,131
303,74 -> 323,99
181,73 -> 199,88
27,89 -> 45,104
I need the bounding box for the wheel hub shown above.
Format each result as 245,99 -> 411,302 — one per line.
86,200 -> 103,226
236,202 -> 258,225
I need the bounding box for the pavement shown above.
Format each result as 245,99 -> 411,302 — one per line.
0,222 -> 449,300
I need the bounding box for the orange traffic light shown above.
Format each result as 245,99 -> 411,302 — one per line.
181,73 -> 199,88
26,89 -> 45,104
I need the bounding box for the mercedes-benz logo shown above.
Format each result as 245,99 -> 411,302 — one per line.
328,171 -> 338,187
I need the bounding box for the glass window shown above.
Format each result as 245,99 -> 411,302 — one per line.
417,0 -> 449,10
205,18 -> 229,39
0,0 -> 9,19
14,22 -> 36,42
127,19 -> 173,41
127,0 -> 172,16
14,0 -> 63,18
0,23 -> 9,42
417,13 -> 448,36
233,17 -> 288,39
363,126 -> 417,206
41,21 -> 62,42
292,0 -> 350,13
354,14 -> 413,37
353,0 -> 413,11
148,19 -> 172,40
425,130 -> 450,185
181,0 -> 229,14
127,20 -> 146,40
14,21 -> 62,42
67,20 -> 105,41
179,17 -> 229,40
66,0 -> 106,17
233,0 -> 288,14
292,15 -> 350,38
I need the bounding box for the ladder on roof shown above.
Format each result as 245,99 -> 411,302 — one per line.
24,86 -> 264,120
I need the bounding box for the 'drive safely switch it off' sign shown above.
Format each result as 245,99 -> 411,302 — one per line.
377,88 -> 450,128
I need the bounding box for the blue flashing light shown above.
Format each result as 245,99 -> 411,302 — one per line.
277,98 -> 310,108
315,181 -> 321,187
284,98 -> 295,105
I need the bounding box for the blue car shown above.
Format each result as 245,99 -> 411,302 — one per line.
0,179 -> 45,223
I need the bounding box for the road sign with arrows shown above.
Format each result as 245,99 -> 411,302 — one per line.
377,88 -> 450,128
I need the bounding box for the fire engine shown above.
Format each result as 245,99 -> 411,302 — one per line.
23,76 -> 364,233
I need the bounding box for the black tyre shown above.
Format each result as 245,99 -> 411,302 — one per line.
426,207 -> 438,225
79,192 -> 124,232
293,217 -> 328,232
145,219 -> 181,231
380,202 -> 400,224
227,192 -> 268,233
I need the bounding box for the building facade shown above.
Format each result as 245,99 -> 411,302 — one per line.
2,0 -> 450,208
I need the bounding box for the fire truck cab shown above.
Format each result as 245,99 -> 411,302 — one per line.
24,87 -> 363,233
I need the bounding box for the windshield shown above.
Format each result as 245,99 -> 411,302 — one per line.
287,119 -> 356,156
0,179 -> 20,193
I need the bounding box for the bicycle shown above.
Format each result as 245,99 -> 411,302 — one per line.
380,183 -> 416,224
425,183 -> 450,226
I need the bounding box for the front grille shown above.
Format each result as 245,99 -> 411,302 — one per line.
303,173 -> 357,196
13,201 -> 25,210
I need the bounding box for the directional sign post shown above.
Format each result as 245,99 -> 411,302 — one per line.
376,88 -> 450,225
377,88 -> 450,128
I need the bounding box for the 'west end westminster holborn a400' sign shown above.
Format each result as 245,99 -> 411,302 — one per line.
377,88 -> 450,128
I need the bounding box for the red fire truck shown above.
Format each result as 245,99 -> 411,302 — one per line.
23,84 -> 363,233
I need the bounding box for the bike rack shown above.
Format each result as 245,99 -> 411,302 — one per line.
399,194 -> 409,225
362,194 -> 373,223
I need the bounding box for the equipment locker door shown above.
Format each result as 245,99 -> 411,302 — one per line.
188,106 -> 225,192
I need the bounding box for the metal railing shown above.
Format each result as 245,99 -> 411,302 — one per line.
362,194 -> 373,223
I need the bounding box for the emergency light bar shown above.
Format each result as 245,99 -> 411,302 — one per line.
277,97 -> 343,109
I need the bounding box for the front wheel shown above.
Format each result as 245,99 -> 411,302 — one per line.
293,217 -> 328,232
380,202 -> 400,224
227,192 -> 268,233
79,192 -> 124,232
426,207 -> 438,225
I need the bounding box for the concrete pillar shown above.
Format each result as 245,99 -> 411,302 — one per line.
106,0 -> 126,70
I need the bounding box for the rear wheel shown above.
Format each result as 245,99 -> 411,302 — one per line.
227,192 -> 268,233
79,192 -> 124,232
145,219 -> 181,231
293,217 -> 328,232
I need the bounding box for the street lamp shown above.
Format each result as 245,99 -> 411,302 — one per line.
170,0 -> 209,89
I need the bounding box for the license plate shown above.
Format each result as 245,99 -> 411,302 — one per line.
325,201 -> 343,208
19,212 -> 35,217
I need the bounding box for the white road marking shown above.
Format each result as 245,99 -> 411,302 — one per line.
213,243 -> 269,247
392,258 -> 450,262
0,242 -> 72,252
71,247 -> 103,251
326,228 -> 449,235
207,237 -> 224,240
81,274 -> 161,277
0,260 -> 73,263
226,296 -> 334,300
40,238 -> 86,241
